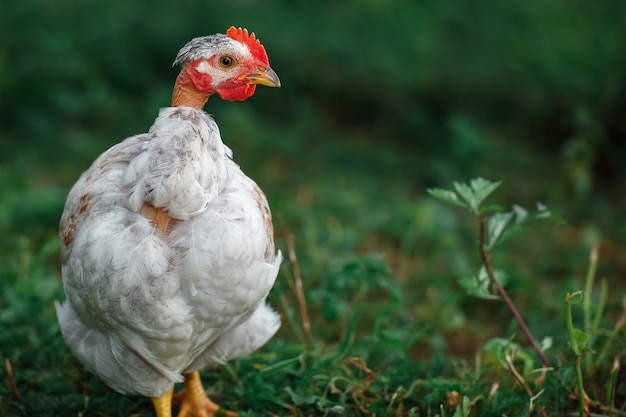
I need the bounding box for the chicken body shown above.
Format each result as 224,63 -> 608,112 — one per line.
55,27 -> 282,415
56,106 -> 281,397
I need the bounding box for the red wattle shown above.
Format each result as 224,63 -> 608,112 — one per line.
217,84 -> 257,101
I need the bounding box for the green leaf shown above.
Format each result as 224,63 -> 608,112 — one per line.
539,337 -> 553,352
453,181 -> 476,209
452,178 -> 502,212
569,328 -> 589,353
428,178 -> 501,213
485,211 -> 514,250
427,188 -> 469,209
512,204 -> 528,223
459,266 -> 506,300
483,204 -> 550,250
483,337 -> 517,369
482,337 -> 534,375
534,202 -> 551,218
470,178 -> 502,208
259,354 -> 303,374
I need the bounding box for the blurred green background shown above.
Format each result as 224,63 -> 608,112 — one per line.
2,0 -> 626,346
1,0 -> 626,410
2,0 -> 625,234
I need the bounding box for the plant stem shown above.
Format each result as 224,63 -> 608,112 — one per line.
582,242 -> 599,332
595,295 -> 626,369
4,358 -> 21,401
582,243 -> 599,374
285,230 -> 313,350
608,358 -> 620,417
592,278 -> 608,333
574,357 -> 585,417
565,292 -> 587,417
478,216 -> 552,370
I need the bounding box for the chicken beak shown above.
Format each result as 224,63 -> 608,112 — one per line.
245,66 -> 281,88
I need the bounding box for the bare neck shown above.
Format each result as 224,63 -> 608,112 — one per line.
171,70 -> 211,108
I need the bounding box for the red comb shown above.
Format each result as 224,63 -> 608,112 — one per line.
226,26 -> 269,66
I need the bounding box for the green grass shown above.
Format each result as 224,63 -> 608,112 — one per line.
2,145 -> 623,416
2,0 -> 626,416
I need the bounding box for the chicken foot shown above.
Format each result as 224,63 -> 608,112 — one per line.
151,389 -> 174,417
173,371 -> 237,417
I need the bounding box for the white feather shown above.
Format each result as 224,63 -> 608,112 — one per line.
57,106 -> 281,397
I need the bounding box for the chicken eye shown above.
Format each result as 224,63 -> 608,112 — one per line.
219,56 -> 235,68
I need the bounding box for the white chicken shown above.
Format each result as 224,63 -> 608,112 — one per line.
55,27 -> 282,417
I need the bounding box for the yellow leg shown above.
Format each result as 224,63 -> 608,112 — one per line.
174,371 -> 237,417
151,389 -> 174,417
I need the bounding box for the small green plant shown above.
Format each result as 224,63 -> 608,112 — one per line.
564,249 -> 626,417
428,178 -> 557,370
429,178 -> 626,416
565,291 -> 590,416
